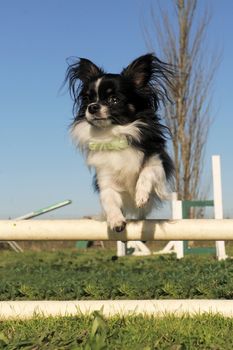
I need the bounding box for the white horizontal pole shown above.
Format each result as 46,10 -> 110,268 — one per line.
1,300 -> 233,319
1,219 -> 233,241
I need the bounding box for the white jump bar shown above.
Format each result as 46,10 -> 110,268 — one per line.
0,219 -> 233,241
1,300 -> 233,319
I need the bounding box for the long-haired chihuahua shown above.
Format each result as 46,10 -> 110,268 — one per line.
66,53 -> 174,232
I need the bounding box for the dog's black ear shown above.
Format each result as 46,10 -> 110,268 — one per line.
66,58 -> 103,84
121,53 -> 173,90
121,54 -> 155,88
71,58 -> 103,82
65,58 -> 104,102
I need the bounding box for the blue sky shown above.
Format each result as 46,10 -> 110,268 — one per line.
0,0 -> 233,219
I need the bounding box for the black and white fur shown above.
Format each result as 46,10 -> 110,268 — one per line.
66,54 -> 174,232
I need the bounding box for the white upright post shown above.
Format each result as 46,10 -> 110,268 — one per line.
155,193 -> 184,258
171,193 -> 184,259
212,155 -> 227,260
117,241 -> 126,257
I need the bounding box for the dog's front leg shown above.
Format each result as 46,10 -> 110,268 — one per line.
135,168 -> 153,208
135,157 -> 167,208
100,188 -> 126,232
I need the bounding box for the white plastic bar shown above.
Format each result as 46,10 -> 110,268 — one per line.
212,156 -> 223,220
1,219 -> 233,241
212,155 -> 227,260
1,300 -> 233,319
157,199 -> 183,257
117,241 -> 126,256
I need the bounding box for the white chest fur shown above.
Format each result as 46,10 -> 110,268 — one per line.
71,119 -> 145,195
88,147 -> 144,194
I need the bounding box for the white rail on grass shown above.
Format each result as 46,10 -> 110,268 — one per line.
1,300 -> 233,319
0,219 -> 233,241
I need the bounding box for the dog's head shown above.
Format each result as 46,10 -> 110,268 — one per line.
66,54 -> 172,128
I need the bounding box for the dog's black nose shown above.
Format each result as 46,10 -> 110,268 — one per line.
88,103 -> 100,114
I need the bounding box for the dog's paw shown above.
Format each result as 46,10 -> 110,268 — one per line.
135,189 -> 150,208
114,221 -> 126,232
108,217 -> 126,232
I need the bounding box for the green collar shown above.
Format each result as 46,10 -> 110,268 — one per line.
88,136 -> 129,151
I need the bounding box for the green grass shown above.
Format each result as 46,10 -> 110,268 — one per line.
1,249 -> 233,348
1,249 -> 233,300
1,312 -> 233,349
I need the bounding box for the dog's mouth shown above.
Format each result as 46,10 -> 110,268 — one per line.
92,117 -> 107,121
87,116 -> 112,128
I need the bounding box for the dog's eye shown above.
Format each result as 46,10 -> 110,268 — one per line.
108,96 -> 119,104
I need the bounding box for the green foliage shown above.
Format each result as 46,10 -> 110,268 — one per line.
1,249 -> 233,300
84,311 -> 108,350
